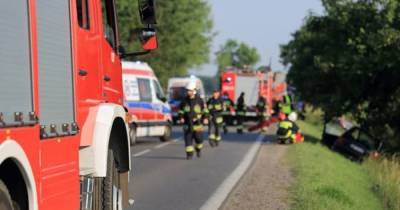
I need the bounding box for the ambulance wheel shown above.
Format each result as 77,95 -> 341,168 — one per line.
129,126 -> 137,146
104,150 -> 122,210
160,125 -> 172,142
0,180 -> 13,210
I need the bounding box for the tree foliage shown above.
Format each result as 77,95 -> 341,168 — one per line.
216,39 -> 260,72
281,0 -> 400,152
117,0 -> 213,85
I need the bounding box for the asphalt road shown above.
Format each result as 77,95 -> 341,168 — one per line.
127,126 -> 272,210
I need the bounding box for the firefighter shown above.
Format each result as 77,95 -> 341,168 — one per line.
207,90 -> 224,147
277,112 -> 304,144
256,95 -> 268,132
222,92 -> 235,134
178,83 -> 208,160
279,94 -> 293,115
235,92 -> 246,134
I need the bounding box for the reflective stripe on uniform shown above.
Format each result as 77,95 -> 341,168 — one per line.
193,124 -> 203,131
279,130 -> 292,139
291,134 -> 297,143
194,105 -> 202,113
279,121 -> 292,129
184,105 -> 190,112
216,117 -> 223,124
237,111 -> 245,116
196,144 -> 203,149
209,134 -> 216,140
186,146 -> 194,152
216,136 -> 221,141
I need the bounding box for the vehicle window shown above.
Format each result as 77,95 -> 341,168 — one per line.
153,80 -> 165,100
137,78 -> 153,102
324,120 -> 346,136
169,87 -> 186,101
101,0 -> 117,49
77,0 -> 90,29
123,77 -> 140,101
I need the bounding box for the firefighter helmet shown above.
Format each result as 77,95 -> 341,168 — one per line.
186,82 -> 196,91
288,112 -> 298,122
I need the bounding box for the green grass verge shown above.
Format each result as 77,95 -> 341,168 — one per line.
287,120 -> 383,210
364,157 -> 400,210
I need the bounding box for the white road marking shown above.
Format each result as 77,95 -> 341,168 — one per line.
155,138 -> 181,149
133,149 -> 151,157
154,142 -> 170,149
199,134 -> 265,210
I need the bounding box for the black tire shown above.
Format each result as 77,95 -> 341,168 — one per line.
160,125 -> 172,142
103,150 -> 122,210
93,150 -> 122,210
0,180 -> 14,210
129,126 -> 137,146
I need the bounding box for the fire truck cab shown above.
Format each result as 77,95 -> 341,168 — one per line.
0,0 -> 157,210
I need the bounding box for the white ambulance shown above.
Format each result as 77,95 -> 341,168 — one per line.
122,61 -> 172,145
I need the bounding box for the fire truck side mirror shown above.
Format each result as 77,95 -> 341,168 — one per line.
138,0 -> 156,25
139,28 -> 158,50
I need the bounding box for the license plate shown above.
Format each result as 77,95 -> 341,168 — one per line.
350,144 -> 365,153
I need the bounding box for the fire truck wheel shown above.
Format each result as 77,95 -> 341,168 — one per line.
129,126 -> 137,146
160,125 -> 172,142
103,150 -> 122,210
0,180 -> 14,210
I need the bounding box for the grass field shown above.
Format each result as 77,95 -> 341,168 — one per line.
287,119 -> 383,210
364,157 -> 400,210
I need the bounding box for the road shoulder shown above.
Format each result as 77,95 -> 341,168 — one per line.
221,141 -> 292,210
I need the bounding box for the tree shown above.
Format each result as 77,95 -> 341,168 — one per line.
281,0 -> 400,152
117,0 -> 213,86
216,39 -> 260,72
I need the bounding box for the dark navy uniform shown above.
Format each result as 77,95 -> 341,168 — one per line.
178,95 -> 207,159
235,93 -> 246,134
207,96 -> 224,147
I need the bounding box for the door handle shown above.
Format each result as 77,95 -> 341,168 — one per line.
104,75 -> 111,82
78,69 -> 88,76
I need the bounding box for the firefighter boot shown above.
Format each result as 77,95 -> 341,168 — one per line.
209,139 -> 215,147
195,144 -> 203,158
186,146 -> 194,160
209,134 -> 216,147
196,148 -> 201,158
186,152 -> 194,160
215,136 -> 221,147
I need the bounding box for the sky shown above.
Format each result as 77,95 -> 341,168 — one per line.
190,0 -> 324,76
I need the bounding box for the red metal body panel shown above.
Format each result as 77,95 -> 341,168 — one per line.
220,71 -> 237,102
1,0 -> 127,209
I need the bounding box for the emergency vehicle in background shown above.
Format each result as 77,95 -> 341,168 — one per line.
0,0 -> 157,210
122,61 -> 172,145
220,67 -> 287,121
167,76 -> 205,124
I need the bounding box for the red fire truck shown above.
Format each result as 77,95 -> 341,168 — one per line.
220,68 -> 287,120
0,0 -> 157,210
